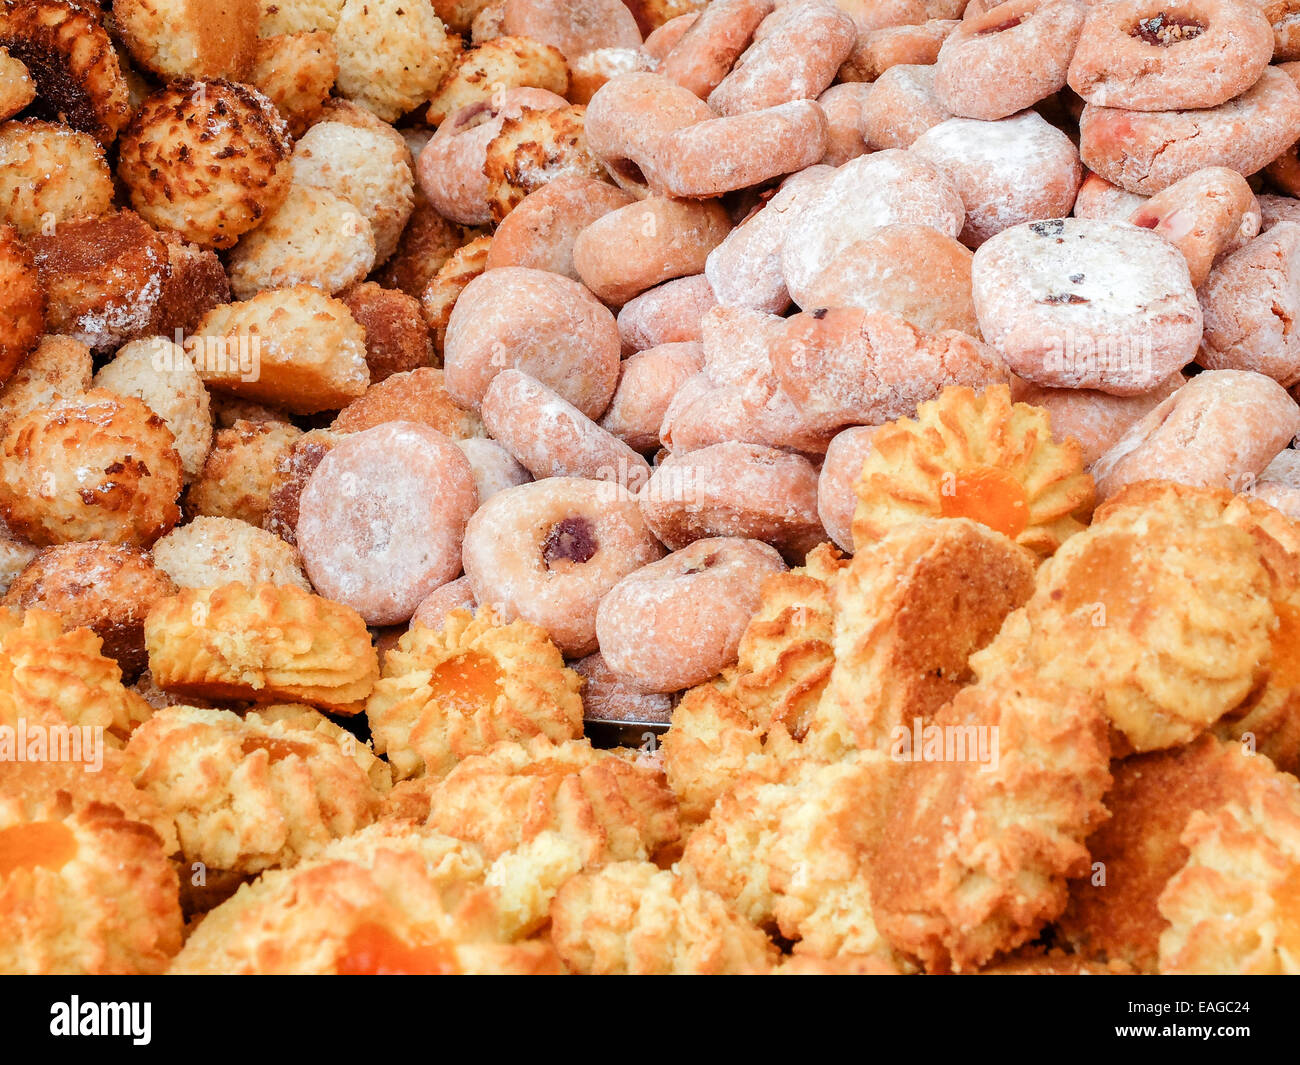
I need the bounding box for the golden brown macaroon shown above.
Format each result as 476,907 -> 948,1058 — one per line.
0,0 -> 130,146
426,35 -> 569,125
114,0 -> 258,80
147,229 -> 232,338
2,542 -> 177,677
339,282 -> 435,383
185,419 -> 303,528
0,606 -> 153,743
258,0 -> 345,34
124,703 -> 386,875
0,119 -> 113,237
27,209 -> 169,352
0,223 -> 43,386
151,516 -> 310,593
0,46 -> 34,121
262,428 -> 341,548
0,334 -> 90,435
1057,734 -> 1272,974
169,821 -> 563,974
806,519 -> 1036,760
144,582 -> 379,714
333,0 -> 459,122
248,30 -> 338,136
852,385 -> 1096,558
484,104 -> 604,224
971,482 -> 1276,754
366,606 -> 584,780
331,366 -> 482,438
868,671 -> 1111,973
0,759 -> 182,975
118,79 -> 292,250
189,285 -> 370,415
376,196 -> 482,301
0,389 -> 183,548
550,860 -> 777,975
420,234 -> 492,352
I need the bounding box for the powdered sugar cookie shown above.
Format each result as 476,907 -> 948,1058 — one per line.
860,63 -> 953,149
616,274 -> 717,350
817,425 -> 880,552
600,341 -> 705,451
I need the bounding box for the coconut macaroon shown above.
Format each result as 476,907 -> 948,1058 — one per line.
93,337 -> 213,482
118,79 -> 292,250
421,235 -> 492,350
114,0 -> 258,81
124,704 -> 387,875
185,420 -> 302,528
426,35 -> 569,126
290,120 -> 414,265
189,285 -> 370,415
168,821 -> 563,974
152,517 -> 310,593
143,582 -> 379,714
549,861 -> 777,975
258,0 -> 345,34
0,759 -> 182,975
249,31 -> 338,136
0,224 -> 43,385
0,335 -> 88,434
483,104 -> 604,223
366,606 -> 584,780
0,120 -> 114,237
333,0 -> 459,121
0,47 -> 34,121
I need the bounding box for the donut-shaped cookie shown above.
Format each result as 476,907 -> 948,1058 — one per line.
455,437 -> 532,504
1015,373 -> 1184,465
596,537 -> 787,692
659,0 -> 773,97
461,477 -> 666,656
502,0 -> 643,62
815,82 -> 871,166
600,341 -> 705,451
817,425 -> 880,552
297,421 -> 480,625
860,63 -> 953,150
616,275 -> 717,350
840,18 -> 959,81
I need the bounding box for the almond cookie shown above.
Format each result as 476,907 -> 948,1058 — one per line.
259,0 -> 346,33
420,234 -> 493,353
333,0 -> 458,121
338,283 -> 434,384
377,199 -> 482,301
144,582 -> 380,713
971,217 -> 1201,394
151,517 -> 310,593
365,605 -> 584,779
0,389 -> 182,548
118,79 -> 292,250
263,429 -> 340,548
0,120 -> 113,238
115,0 -> 259,80
1073,169 -> 1147,220
0,335 -> 87,436
149,230 -> 232,339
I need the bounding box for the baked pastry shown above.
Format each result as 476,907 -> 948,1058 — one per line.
333,0 -> 459,121
184,419 -> 302,527
0,335 -> 88,436
114,0 -> 258,81
483,104 -> 604,223
0,223 -> 43,385
151,517 -> 311,593
248,30 -> 338,136
0,46 -> 34,121
143,582 -> 379,714
0,119 -> 113,237
366,605 -> 584,780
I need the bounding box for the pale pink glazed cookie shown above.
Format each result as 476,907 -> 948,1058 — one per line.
484,175 -> 635,280
769,307 -> 1010,427
584,72 -> 716,197
1090,369 -> 1300,499
815,82 -> 872,165
704,164 -> 835,314
817,425 -> 881,552
481,370 -> 653,489
600,341 -> 705,451
570,651 -> 673,725
1199,223 -> 1300,386
455,436 -> 532,502
779,150 -> 965,306
502,0 -> 643,61
1067,0 -> 1272,111
595,537 -> 787,692
1129,167 -> 1260,287
616,274 -> 718,351
911,110 -> 1082,248
644,13 -> 701,59
1259,193 -> 1300,232
860,63 -> 954,149
1016,372 -> 1184,464
296,421 -> 479,626
639,441 -> 826,559
442,266 -> 621,418
1246,448 -> 1300,518
706,0 -> 856,115
410,575 -> 479,632
416,87 -> 567,226
839,18 -> 959,81
461,477 -> 665,656
568,47 -> 658,106
572,196 -> 732,305
1072,170 -> 1147,220
660,0 -> 774,97
971,217 -> 1201,394
934,0 -> 1087,120
1078,68 -> 1300,195
651,99 -> 829,198
798,223 -> 980,335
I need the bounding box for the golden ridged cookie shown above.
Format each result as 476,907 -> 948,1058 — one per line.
246,702 -> 393,793
868,671 -> 1111,973
366,606 -> 583,780
125,704 -> 386,874
661,684 -> 766,827
1158,757 -> 1300,974
144,582 -> 379,714
549,861 -> 777,975
805,519 -> 1036,760
972,482 -> 1275,753
0,759 -> 182,974
0,607 -> 153,743
170,821 -> 563,974
852,385 -> 1095,557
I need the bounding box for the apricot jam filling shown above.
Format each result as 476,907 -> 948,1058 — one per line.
336,923 -> 459,975
0,821 -> 78,877
430,650 -> 504,715
938,467 -> 1030,540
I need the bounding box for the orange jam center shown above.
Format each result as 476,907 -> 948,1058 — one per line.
336,923 -> 459,975
938,467 -> 1030,540
430,651 -> 504,716
0,821 -> 78,877
1270,602 -> 1300,689
240,736 -> 315,763
1272,863 -> 1300,959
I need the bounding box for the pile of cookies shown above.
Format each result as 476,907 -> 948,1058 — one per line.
1,0 -> 1299,975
